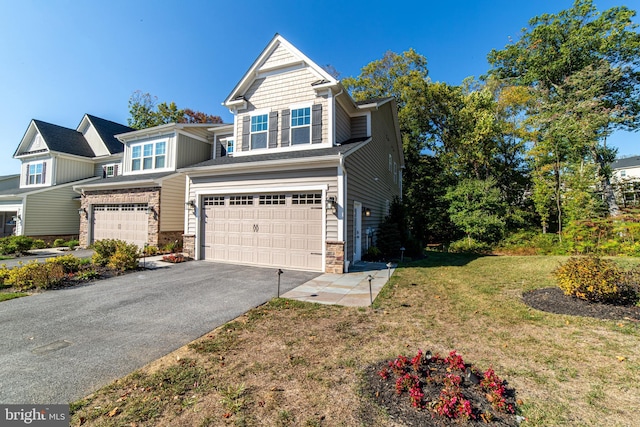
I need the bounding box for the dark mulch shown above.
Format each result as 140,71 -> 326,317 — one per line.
522,287 -> 640,321
362,357 -> 520,426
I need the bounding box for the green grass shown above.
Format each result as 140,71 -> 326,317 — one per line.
0,292 -> 27,302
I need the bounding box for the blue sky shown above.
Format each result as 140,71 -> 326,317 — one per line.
0,0 -> 637,176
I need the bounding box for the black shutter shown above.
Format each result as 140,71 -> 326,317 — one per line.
25,164 -> 29,185
242,116 -> 250,151
114,164 -> 119,176
268,111 -> 278,149
42,162 -> 46,183
281,109 -> 290,147
102,166 -> 106,178
312,104 -> 322,144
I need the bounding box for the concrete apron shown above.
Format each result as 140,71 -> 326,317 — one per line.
281,262 -> 395,307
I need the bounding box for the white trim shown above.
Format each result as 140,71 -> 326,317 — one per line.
337,160 -> 345,241
328,90 -> 334,145
231,140 -> 333,158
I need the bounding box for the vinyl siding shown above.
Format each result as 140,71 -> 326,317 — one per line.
93,160 -> 123,177
23,185 -> 81,236
186,168 -> 338,241
82,124 -> 111,156
344,103 -> 402,264
55,157 -> 94,184
235,68 -> 329,152
259,43 -> 297,70
159,174 -> 186,232
335,102 -> 351,143
176,134 -> 211,168
351,115 -> 368,138
122,133 -> 175,174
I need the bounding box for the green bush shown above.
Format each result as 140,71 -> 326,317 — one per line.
143,245 -> 158,256
362,246 -> 382,262
0,264 -> 10,286
107,241 -> 140,272
53,238 -> 66,248
91,239 -> 119,266
46,254 -> 86,274
0,236 -> 34,255
163,240 -> 181,253
66,239 -> 80,249
448,238 -> 492,254
31,239 -> 47,249
554,256 -> 639,305
5,261 -> 65,291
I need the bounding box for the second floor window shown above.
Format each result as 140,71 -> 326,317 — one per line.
251,114 -> 268,149
27,162 -> 44,185
226,138 -> 234,155
291,107 -> 311,145
131,141 -> 166,171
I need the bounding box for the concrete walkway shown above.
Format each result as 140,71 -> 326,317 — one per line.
281,261 -> 395,306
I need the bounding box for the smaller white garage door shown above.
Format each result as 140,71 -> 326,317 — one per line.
201,193 -> 323,271
92,204 -> 148,248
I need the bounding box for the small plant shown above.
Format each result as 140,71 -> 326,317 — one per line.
554,256 -> 639,305
143,245 -> 158,256
162,240 -> 181,253
219,383 -> 246,415
5,260 -> 65,291
66,239 -> 80,249
46,254 -> 85,273
162,253 -> 185,263
53,238 -> 66,248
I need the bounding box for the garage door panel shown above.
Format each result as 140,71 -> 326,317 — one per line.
202,193 -> 323,271
91,204 -> 148,248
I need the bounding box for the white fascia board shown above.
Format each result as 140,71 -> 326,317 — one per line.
194,183 -> 328,197
182,155 -> 341,177
116,124 -> 178,142
73,172 -> 182,192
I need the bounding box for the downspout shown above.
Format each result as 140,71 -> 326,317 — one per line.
338,153 -> 348,270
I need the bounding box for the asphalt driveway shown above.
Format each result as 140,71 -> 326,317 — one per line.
0,261 -> 319,404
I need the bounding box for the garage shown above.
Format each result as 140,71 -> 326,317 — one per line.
91,203 -> 148,248
201,193 -> 323,271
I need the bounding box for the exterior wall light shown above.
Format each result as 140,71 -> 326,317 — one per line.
325,196 -> 336,211
78,207 -> 88,218
364,207 -> 371,217
185,200 -> 196,209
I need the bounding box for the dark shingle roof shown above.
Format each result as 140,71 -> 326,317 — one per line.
184,137 -> 369,170
32,120 -> 95,157
85,115 -> 135,154
612,156 -> 640,169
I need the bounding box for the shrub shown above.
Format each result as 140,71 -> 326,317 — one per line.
448,238 -> 492,254
46,254 -> 85,274
362,246 -> 382,262
66,239 -> 80,249
0,264 -> 10,285
107,241 -> 140,272
163,240 -> 181,253
554,256 -> 639,305
0,236 -> 34,255
53,238 -> 66,248
31,239 -> 47,249
91,239 -> 119,266
143,245 -> 158,256
5,261 -> 65,291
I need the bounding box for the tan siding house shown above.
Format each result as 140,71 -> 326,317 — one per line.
181,34 -> 403,273
0,114 -> 132,241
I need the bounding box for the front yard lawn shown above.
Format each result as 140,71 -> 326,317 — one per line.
71,254 -> 640,426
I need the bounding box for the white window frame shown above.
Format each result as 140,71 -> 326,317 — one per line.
290,104 -> 312,145
105,164 -> 117,178
130,140 -> 167,172
27,162 -> 44,185
250,113 -> 269,150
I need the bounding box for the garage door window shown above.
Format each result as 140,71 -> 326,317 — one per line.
259,195 -> 286,205
292,193 -> 322,205
204,196 -> 225,206
230,195 -> 253,206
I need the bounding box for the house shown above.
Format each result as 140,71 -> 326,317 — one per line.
180,34 -> 403,273
74,122 -> 233,249
0,115 -> 133,241
611,156 -> 640,206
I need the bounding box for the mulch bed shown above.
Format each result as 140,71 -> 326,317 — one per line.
522,287 -> 640,321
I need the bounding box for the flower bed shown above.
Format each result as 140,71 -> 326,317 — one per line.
365,349 -> 521,426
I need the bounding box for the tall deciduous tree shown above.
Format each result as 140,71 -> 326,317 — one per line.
488,0 -> 640,228
127,90 -> 223,129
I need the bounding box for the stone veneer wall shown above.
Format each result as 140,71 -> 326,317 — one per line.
78,187 -> 161,248
325,240 -> 345,273
182,234 -> 195,258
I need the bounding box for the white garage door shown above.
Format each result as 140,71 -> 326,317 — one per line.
92,203 -> 148,248
201,193 -> 323,271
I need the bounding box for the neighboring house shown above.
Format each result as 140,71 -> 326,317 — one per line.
74,122 -> 233,249
611,156 -> 640,206
180,34 -> 403,273
0,115 -> 133,241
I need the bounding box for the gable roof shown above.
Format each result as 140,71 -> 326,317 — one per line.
612,156 -> 640,170
31,120 -> 95,157
83,114 -> 134,154
224,34 -> 339,107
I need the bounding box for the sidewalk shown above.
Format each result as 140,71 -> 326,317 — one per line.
281,262 -> 395,307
